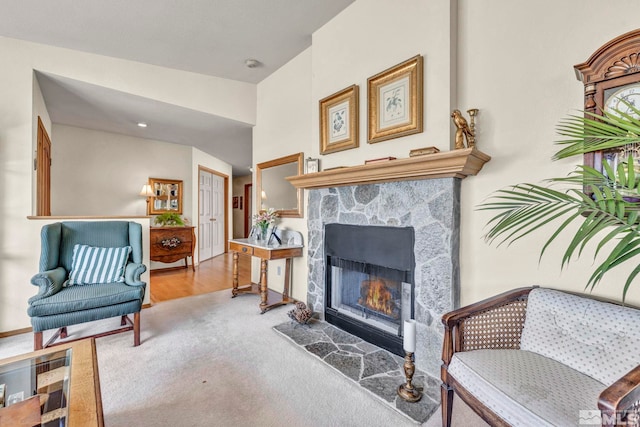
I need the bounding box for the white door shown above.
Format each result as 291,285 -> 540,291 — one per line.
211,173 -> 225,256
199,170 -> 225,261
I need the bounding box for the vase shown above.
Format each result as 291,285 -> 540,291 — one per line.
259,225 -> 269,242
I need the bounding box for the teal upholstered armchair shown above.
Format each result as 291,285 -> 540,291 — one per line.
28,221 -> 147,350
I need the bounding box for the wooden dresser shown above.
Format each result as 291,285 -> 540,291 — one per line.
150,226 -> 196,271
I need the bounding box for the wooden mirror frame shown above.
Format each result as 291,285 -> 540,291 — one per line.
148,177 -> 183,215
256,153 -> 303,218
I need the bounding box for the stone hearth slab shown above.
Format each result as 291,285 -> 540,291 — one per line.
273,320 -> 439,424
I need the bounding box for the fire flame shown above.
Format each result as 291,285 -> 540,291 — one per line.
361,278 -> 395,316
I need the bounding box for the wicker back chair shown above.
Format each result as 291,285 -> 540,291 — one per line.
441,286 -> 640,427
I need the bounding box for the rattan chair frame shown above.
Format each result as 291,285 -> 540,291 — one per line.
440,286 -> 640,427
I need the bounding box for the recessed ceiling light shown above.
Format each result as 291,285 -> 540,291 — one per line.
137,122 -> 147,128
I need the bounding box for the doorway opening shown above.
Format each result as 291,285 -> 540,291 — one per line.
198,166 -> 228,263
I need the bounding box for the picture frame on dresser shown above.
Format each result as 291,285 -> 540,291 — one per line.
367,55 -> 423,144
319,84 -> 359,155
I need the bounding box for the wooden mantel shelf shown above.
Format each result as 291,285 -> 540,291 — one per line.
287,148 -> 491,189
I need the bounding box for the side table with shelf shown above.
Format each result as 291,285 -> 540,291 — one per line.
229,230 -> 303,314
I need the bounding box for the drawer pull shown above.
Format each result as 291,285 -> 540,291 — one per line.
242,247 -> 248,253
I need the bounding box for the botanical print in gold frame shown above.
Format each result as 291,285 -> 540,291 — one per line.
367,55 -> 423,144
320,84 -> 359,155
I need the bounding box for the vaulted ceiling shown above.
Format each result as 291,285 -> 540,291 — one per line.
1,0 -> 355,175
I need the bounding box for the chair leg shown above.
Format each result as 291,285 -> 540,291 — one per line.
121,315 -> 127,326
133,312 -> 141,346
441,383 -> 454,427
59,327 -> 68,339
34,332 -> 43,351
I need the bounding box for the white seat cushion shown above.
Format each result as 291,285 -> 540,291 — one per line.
520,288 -> 640,385
448,349 -> 604,426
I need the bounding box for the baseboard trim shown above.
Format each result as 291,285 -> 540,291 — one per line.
1,309 -> 151,337
0,327 -> 32,338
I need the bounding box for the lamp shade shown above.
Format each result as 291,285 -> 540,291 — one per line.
139,184 -> 154,197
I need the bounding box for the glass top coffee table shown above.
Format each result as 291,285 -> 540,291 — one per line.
0,338 -> 103,427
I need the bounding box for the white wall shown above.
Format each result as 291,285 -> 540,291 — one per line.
252,0 -> 640,309
0,36 -> 254,332
311,0 -> 457,167
252,0 -> 457,301
52,125 -> 193,218
458,0 -> 640,307
52,126 -> 237,269
5,1 -> 640,334
254,47 -> 313,300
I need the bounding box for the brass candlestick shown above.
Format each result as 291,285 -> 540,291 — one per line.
397,351 -> 422,402
467,108 -> 479,148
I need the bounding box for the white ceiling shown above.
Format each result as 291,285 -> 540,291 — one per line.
1,0 -> 355,176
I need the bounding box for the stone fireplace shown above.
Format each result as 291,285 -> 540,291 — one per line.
288,149 -> 490,379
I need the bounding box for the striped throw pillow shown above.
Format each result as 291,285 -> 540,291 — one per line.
68,244 -> 132,285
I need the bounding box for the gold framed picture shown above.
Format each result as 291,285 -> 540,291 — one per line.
305,157 -> 320,173
319,84 -> 359,155
367,55 -> 423,144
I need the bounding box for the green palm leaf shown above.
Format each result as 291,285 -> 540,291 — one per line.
481,105 -> 640,300
553,101 -> 640,160
480,146 -> 640,300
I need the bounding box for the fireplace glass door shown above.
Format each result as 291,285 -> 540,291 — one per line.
328,257 -> 412,337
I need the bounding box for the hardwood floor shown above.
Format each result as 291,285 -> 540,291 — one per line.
150,252 -> 251,304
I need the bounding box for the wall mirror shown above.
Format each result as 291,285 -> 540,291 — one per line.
148,177 -> 183,215
256,152 -> 303,218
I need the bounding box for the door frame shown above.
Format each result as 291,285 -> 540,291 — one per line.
244,183 -> 252,237
36,116 -> 51,216
197,165 -> 229,260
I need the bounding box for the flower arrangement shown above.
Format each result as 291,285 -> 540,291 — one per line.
253,208 -> 278,239
154,212 -> 185,227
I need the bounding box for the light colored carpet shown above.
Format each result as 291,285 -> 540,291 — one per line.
0,290 -> 487,426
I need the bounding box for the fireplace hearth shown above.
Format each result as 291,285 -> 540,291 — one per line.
324,223 -> 414,356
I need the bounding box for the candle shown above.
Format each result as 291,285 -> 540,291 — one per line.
403,319 -> 416,353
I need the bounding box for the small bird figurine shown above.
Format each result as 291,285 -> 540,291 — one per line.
288,301 -> 313,324
451,109 -> 475,149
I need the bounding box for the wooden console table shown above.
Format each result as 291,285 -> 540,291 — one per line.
150,226 -> 196,271
0,339 -> 103,426
229,238 -> 303,313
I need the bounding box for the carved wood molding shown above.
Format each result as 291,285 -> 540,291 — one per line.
286,148 -> 491,190
575,29 -> 640,84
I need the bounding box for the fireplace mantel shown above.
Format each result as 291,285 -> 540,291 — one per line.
287,148 -> 490,189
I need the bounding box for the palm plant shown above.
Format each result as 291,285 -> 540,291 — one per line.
479,104 -> 640,301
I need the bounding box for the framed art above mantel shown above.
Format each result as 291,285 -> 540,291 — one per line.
319,84 -> 359,155
367,55 -> 424,144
